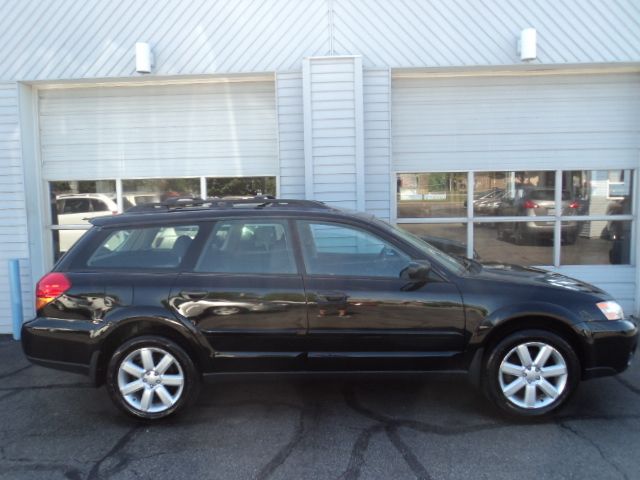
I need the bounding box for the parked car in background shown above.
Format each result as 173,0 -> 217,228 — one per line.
23,197 -> 637,421
55,194 -> 118,253
496,188 -> 579,244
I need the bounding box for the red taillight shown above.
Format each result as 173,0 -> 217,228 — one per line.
523,199 -> 538,209
36,272 -> 71,310
569,201 -> 580,209
111,210 -> 118,215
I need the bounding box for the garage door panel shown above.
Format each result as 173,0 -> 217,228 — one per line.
392,73 -> 640,172
39,81 -> 277,179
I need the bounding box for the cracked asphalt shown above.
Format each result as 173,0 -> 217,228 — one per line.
1,335 -> 639,480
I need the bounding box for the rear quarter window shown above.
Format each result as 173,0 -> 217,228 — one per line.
84,224 -> 200,270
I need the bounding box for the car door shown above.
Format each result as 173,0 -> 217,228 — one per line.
295,219 -> 466,371
170,217 -> 307,372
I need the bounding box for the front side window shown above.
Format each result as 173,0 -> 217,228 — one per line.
298,221 -> 411,277
195,219 -> 296,275
87,225 -> 200,269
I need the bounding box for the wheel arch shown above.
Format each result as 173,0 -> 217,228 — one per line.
468,309 -> 587,388
93,315 -> 211,386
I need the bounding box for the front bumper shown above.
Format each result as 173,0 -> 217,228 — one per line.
576,316 -> 638,379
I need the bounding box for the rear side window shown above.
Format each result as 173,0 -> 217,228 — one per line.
195,219 -> 296,274
86,225 -> 200,269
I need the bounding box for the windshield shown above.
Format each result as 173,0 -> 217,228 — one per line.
373,219 -> 467,274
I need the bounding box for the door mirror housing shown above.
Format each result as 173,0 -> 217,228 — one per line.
400,261 -> 431,280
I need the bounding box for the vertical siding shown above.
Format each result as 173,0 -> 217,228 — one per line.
277,73 -> 305,198
303,57 -> 364,210
0,83 -> 32,332
363,69 -> 391,220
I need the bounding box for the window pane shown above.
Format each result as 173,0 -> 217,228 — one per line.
473,171 -> 557,217
475,222 -> 553,265
121,178 -> 200,209
50,180 -> 117,259
87,225 -> 199,269
206,177 -> 276,198
196,220 -> 296,274
397,173 -> 467,218
562,170 -> 633,216
299,221 -> 410,277
562,220 -> 632,265
398,223 -> 471,258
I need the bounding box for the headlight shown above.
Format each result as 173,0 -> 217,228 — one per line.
596,301 -> 624,320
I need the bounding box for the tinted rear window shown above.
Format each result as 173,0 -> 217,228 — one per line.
85,225 -> 200,269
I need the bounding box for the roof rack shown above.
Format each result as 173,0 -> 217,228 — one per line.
123,195 -> 332,213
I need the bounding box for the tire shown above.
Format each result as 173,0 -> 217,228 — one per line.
496,224 -> 508,241
482,329 -> 580,418
513,225 -> 528,245
106,335 -> 201,420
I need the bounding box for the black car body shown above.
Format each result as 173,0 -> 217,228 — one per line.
22,198 -> 638,419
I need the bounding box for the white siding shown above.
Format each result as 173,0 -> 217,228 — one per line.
303,57 -> 365,210
277,72 -> 305,198
38,80 -> 278,180
0,84 -> 32,332
0,0 -> 330,81
333,0 -> 640,68
392,73 -> 640,173
364,69 -> 391,220
1,0 -> 638,82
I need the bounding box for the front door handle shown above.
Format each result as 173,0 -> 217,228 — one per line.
317,291 -> 347,302
180,291 -> 208,300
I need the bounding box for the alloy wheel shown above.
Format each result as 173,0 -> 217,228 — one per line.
117,347 -> 185,413
498,341 -> 568,409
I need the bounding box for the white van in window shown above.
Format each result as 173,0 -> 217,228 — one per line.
55,194 -> 118,252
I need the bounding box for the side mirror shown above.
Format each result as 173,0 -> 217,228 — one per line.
400,261 -> 431,280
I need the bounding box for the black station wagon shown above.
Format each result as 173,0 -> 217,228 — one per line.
22,198 -> 638,420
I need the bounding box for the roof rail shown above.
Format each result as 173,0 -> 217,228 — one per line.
123,196 -> 332,213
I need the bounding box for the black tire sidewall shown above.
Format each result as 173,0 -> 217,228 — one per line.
483,329 -> 580,418
106,335 -> 200,420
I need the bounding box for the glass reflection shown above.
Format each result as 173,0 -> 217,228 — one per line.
475,222 -> 553,265
122,178 -> 200,209
207,177 -> 276,198
49,180 -> 117,259
563,170 -> 633,216
397,173 -> 467,218
562,221 -> 632,265
398,223 -> 472,258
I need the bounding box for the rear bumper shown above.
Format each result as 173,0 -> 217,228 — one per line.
576,317 -> 638,379
21,317 -> 101,383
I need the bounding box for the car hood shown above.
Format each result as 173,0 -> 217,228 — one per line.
472,262 -> 606,294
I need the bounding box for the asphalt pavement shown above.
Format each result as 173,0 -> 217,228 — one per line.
1,335 -> 639,480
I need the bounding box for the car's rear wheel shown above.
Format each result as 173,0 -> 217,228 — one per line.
483,329 -> 580,417
106,335 -> 200,420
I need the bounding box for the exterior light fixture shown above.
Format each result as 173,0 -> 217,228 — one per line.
135,42 -> 154,74
518,28 -> 537,62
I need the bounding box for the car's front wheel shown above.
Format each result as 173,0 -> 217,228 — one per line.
483,329 -> 580,417
106,335 -> 200,420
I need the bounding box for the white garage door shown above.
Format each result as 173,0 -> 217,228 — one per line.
38,79 -> 278,180
391,72 -> 640,315
392,72 -> 640,173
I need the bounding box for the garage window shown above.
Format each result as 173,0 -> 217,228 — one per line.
396,170 -> 634,266
48,176 -> 276,262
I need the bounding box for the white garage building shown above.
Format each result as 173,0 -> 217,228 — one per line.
0,0 -> 639,332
